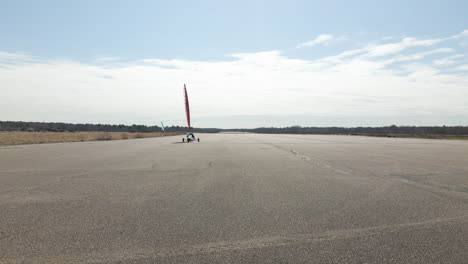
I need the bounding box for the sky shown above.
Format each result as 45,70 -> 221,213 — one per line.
1,0 -> 468,128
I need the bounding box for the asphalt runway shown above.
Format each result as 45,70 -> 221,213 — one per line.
1,133 -> 467,263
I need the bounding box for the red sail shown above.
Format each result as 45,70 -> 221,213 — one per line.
184,84 -> 191,129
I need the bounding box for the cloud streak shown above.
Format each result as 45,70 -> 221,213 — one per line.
297,34 -> 334,48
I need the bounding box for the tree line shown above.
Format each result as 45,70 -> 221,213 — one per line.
0,121 -> 221,133
1,121 -> 466,135
228,125 -> 468,135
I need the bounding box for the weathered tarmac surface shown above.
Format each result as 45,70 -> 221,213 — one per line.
1,133 -> 468,263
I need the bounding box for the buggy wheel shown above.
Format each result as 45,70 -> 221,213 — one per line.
197,138 -> 200,142
182,138 -> 185,142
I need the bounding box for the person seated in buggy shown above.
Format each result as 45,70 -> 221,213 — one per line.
182,132 -> 199,142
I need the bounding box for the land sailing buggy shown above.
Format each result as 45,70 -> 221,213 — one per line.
182,132 -> 200,143
182,85 -> 200,143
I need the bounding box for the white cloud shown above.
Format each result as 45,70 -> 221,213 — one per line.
297,34 -> 334,48
452,29 -> 468,39
1,31 -> 468,128
0,51 -> 36,64
454,64 -> 468,72
366,37 -> 445,57
359,29 -> 468,58
434,54 -> 464,66
382,48 -> 453,65
94,57 -> 122,62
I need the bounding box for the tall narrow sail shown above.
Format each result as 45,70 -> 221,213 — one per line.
184,84 -> 191,129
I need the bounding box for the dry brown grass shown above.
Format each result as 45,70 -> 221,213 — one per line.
0,131 -> 184,145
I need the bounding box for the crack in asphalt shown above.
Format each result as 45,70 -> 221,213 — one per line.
262,141 -> 352,176
8,215 -> 467,263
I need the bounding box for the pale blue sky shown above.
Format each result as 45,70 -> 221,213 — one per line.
2,0 -> 467,61
1,1 -> 467,128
